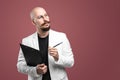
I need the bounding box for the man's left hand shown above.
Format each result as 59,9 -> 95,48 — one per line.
48,47 -> 59,61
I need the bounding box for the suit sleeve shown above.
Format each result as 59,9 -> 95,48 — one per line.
55,34 -> 74,68
16,40 -> 42,78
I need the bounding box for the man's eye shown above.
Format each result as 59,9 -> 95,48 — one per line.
45,14 -> 48,17
37,16 -> 43,19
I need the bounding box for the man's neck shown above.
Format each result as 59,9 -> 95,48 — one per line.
37,30 -> 49,38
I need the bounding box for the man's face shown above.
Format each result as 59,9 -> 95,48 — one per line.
33,8 -> 50,32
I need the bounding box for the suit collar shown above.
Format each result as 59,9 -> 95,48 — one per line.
32,29 -> 53,50
32,32 -> 39,50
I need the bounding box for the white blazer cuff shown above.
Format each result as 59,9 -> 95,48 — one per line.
32,67 -> 42,77
54,54 -> 64,66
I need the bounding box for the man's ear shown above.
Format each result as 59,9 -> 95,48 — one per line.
32,20 -> 36,25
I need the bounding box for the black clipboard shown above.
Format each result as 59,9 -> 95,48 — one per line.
20,43 -> 43,66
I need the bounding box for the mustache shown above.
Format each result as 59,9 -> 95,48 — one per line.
41,21 -> 50,26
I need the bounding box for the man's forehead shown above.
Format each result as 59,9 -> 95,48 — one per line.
33,7 -> 47,15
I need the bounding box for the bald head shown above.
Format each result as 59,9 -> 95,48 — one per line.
29,7 -> 50,32
30,7 -> 47,20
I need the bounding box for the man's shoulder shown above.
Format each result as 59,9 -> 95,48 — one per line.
22,32 -> 37,40
50,29 -> 66,35
50,29 -> 67,41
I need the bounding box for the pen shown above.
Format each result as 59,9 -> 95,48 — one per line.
53,42 -> 63,48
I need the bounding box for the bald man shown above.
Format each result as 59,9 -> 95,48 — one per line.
17,7 -> 74,80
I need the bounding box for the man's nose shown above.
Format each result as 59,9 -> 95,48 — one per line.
44,15 -> 50,21
42,16 -> 48,21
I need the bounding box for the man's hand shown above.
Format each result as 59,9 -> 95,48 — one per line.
36,64 -> 47,74
48,47 -> 59,61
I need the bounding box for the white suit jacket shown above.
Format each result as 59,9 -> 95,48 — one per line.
17,29 -> 74,80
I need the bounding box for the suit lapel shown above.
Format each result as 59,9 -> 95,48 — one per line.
49,30 -> 54,47
32,32 -> 39,50
32,30 -> 54,50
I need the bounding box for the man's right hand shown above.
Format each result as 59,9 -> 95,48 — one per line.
36,64 -> 47,74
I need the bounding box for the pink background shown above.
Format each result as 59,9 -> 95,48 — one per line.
0,0 -> 120,80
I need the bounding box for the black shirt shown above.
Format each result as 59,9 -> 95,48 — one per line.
38,34 -> 51,80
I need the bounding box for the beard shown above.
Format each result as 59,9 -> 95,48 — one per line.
40,21 -> 50,32
41,26 -> 50,32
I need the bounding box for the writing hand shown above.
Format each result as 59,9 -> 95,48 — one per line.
48,47 -> 59,61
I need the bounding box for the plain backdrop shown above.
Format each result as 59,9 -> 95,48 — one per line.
0,0 -> 120,80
